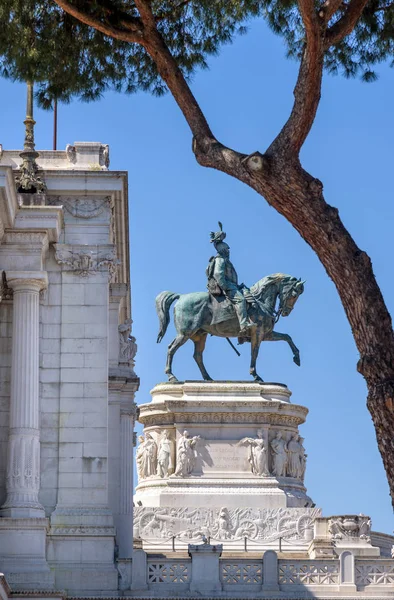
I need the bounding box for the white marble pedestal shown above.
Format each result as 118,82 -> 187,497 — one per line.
135,381 -> 319,552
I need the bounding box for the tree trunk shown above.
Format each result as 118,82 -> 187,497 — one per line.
194,142 -> 394,505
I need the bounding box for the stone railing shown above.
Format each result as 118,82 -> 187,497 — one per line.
147,559 -> 191,585
220,560 -> 263,585
140,548 -> 394,595
278,559 -> 340,585
355,560 -> 394,587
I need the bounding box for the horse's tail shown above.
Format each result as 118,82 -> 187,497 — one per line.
155,291 -> 180,343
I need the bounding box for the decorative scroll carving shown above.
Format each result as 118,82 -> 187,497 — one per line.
54,244 -> 119,278
328,515 -> 371,541
134,506 -> 320,542
136,433 -> 157,481
278,561 -> 339,585
221,563 -> 262,584
148,561 -> 190,584
157,430 -> 174,478
174,430 -> 201,477
237,430 -> 269,477
118,318 -> 137,370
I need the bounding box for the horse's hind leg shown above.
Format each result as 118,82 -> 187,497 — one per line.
192,333 -> 212,381
250,330 -> 264,382
165,334 -> 189,382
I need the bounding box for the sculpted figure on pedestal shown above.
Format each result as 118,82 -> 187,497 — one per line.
287,434 -> 303,478
118,318 -> 137,368
156,223 -> 305,382
238,430 -> 269,476
271,432 -> 288,477
174,430 -> 201,477
299,436 -> 307,481
157,430 -> 173,478
136,433 -> 157,481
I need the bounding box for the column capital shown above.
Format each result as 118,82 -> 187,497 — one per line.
6,270 -> 48,292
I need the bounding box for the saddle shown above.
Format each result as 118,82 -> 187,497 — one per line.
209,293 -> 235,325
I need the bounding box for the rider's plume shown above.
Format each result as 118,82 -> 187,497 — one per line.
210,221 -> 226,245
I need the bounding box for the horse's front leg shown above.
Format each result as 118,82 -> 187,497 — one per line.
268,331 -> 301,366
250,330 -> 263,382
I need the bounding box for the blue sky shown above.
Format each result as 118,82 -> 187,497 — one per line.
1,17 -> 393,533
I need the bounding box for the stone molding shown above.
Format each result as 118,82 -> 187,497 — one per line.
49,526 -> 115,536
140,411 -> 306,427
151,380 -> 292,400
6,271 -> 48,293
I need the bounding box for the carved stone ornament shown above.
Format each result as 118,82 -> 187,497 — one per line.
118,318 -> 137,369
54,244 -> 119,278
174,430 -> 202,477
237,430 -> 269,477
270,431 -> 288,477
136,433 -> 158,482
117,559 -> 132,591
157,430 -> 174,478
100,144 -> 110,168
66,144 -> 77,164
64,196 -> 110,219
134,506 -> 320,543
328,515 -> 371,541
0,272 -> 12,301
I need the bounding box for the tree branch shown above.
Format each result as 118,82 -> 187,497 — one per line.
318,0 -> 345,23
133,0 -> 214,141
325,0 -> 370,47
52,0 -> 143,42
267,0 -> 323,157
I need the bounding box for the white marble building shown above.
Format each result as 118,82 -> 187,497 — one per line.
0,138 -> 393,600
0,142 -> 138,593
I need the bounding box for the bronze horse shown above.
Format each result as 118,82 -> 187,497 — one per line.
156,273 -> 305,382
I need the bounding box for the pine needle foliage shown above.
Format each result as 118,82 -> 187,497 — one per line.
0,0 -> 393,108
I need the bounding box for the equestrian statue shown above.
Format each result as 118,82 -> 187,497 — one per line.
156,222 -> 305,383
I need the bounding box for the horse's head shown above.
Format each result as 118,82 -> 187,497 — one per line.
278,277 -> 305,317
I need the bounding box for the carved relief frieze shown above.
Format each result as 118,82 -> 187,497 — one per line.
54,244 -> 119,278
134,506 -> 320,543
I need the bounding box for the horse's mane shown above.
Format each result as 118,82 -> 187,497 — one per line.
250,273 -> 296,299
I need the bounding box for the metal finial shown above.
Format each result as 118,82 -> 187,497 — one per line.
15,82 -> 46,194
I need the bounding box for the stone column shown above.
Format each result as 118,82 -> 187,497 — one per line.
1,271 -> 48,518
118,405 -> 136,558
